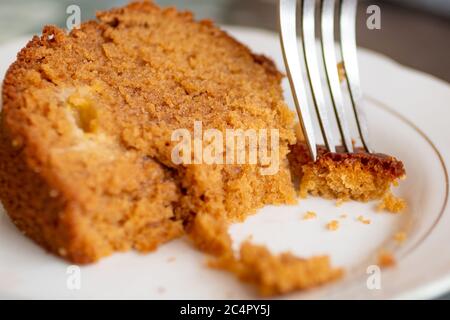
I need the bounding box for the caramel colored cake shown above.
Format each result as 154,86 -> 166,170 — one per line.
0,1 -> 296,264
289,141 -> 406,202
0,0 -> 406,296
189,214 -> 343,296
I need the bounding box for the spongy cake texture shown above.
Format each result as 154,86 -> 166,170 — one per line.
0,1 -> 297,263
289,142 -> 406,202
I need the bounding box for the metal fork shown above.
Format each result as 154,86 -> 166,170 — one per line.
279,0 -> 371,161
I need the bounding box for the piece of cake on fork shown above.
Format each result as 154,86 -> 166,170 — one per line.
289,139 -> 406,208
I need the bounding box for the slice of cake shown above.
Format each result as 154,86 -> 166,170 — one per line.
289,141 -> 406,203
0,1 -> 296,263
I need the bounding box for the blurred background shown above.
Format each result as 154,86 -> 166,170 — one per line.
0,0 -> 449,299
0,0 -> 448,82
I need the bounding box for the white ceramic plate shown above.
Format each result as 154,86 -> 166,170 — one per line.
0,26 -> 449,300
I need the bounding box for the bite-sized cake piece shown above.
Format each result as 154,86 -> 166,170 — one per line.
0,1 -> 296,263
189,214 -> 343,296
289,141 -> 406,202
212,242 -> 343,296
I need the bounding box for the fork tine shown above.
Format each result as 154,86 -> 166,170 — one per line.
320,0 -> 354,153
301,0 -> 337,153
339,0 -> 371,152
279,0 -> 317,161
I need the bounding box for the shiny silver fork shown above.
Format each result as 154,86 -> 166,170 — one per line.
279,0 -> 371,161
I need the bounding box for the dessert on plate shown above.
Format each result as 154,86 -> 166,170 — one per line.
0,0 -> 405,295
289,141 -> 406,205
0,1 -> 296,264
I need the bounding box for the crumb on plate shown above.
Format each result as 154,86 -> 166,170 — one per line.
303,211 -> 317,220
394,231 -> 407,244
335,199 -> 345,207
209,242 -> 343,296
378,250 -> 396,268
377,192 -> 407,213
357,215 -> 371,225
189,213 -> 343,296
326,220 -> 340,231
337,61 -> 346,83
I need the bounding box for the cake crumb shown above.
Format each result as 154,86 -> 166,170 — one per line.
326,220 -> 339,231
167,256 -> 176,263
335,199 -> 345,207
303,211 -> 317,220
357,215 -> 371,225
337,61 -> 346,83
377,192 -> 407,213
394,231 -> 407,244
378,250 -> 396,268
190,214 -> 343,296
339,214 -> 347,219
210,241 -> 343,296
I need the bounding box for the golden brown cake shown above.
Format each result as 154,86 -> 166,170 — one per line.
289,141 -> 406,202
377,192 -> 407,213
189,214 -> 343,296
0,0 -> 405,297
213,242 -> 343,296
0,1 -> 296,264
